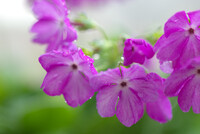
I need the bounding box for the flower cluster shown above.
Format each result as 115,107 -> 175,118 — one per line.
30,0 -> 200,127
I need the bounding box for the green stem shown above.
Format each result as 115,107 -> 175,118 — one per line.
95,26 -> 109,40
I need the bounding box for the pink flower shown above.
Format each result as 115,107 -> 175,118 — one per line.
90,65 -> 158,127
145,73 -> 172,123
31,0 -> 77,52
155,10 -> 200,70
164,57 -> 200,113
123,38 -> 154,66
39,49 -> 97,107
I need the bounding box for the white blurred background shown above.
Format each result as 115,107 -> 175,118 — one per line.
0,0 -> 199,85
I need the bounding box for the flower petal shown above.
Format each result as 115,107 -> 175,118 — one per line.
96,85 -> 119,117
129,82 -> 158,103
146,90 -> 172,123
122,65 -> 146,81
192,77 -> 200,113
116,89 -> 144,127
164,70 -> 194,97
173,36 -> 200,69
63,71 -> 94,107
178,76 -> 196,112
39,52 -> 72,71
32,0 -> 59,19
164,11 -> 189,37
90,68 -> 121,90
31,19 -> 58,44
123,39 -> 154,66
155,32 -> 189,62
41,66 -> 70,96
188,10 -> 200,28
65,21 -> 78,42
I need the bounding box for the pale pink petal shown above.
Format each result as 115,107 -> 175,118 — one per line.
164,11 -> 189,37
96,86 -> 120,117
63,71 -> 94,107
178,76 -> 196,112
41,66 -> 70,96
160,61 -> 173,74
116,89 -> 144,127
146,90 -> 172,123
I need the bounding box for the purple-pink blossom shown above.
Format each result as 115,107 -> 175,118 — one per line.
164,57 -> 200,113
145,73 -> 172,123
123,38 -> 154,66
39,49 -> 97,107
90,65 -> 158,127
155,10 -> 200,70
31,0 -> 77,52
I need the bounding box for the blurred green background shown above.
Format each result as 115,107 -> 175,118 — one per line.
1,70 -> 200,134
1,0 -> 200,134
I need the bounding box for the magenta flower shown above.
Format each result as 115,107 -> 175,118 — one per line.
145,73 -> 172,123
60,42 -> 78,53
123,38 -> 154,66
31,0 -> 77,52
39,49 -> 97,107
90,65 -> 158,127
164,57 -> 200,113
155,10 -> 200,69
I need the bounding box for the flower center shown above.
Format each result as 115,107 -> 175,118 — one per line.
120,81 -> 127,87
132,47 -> 134,52
71,64 -> 78,70
197,69 -> 200,74
188,28 -> 194,34
59,20 -> 65,28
